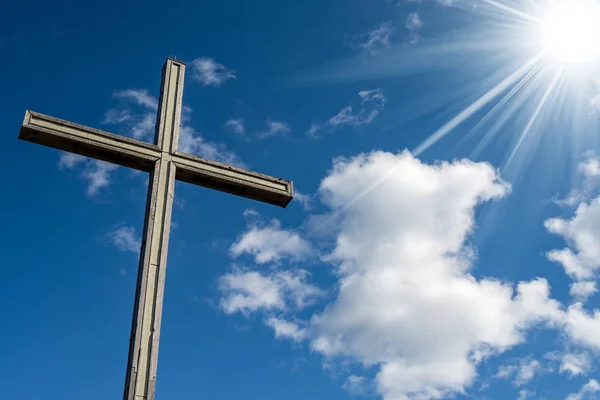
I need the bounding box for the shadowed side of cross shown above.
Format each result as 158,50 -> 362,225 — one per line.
18,58 -> 293,400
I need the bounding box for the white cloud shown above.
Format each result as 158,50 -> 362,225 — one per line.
218,269 -> 323,315
293,190 -> 313,211
107,225 -> 141,253
563,303 -> 600,350
358,22 -> 394,54
306,123 -> 321,139
545,197 -> 600,281
179,126 -> 246,168
58,153 -> 86,169
566,379 -> 600,400
555,156 -> 600,207
343,375 -> 371,396
224,118 -> 245,134
130,113 -> 155,140
405,13 -> 423,43
82,161 -> 119,196
103,108 -> 132,124
518,389 -> 535,400
113,89 -> 158,110
59,153 -> 119,196
219,270 -> 285,314
326,89 -> 387,128
190,57 -> 236,87
546,156 -> 600,282
104,92 -> 157,141
265,317 -> 307,342
570,281 -> 598,303
580,157 -> 600,179
559,352 -> 592,377
305,151 -> 563,400
406,13 -> 423,31
242,208 -> 261,219
257,120 -> 291,139
496,358 -> 543,386
230,218 -> 313,264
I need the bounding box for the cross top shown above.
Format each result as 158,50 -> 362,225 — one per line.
19,58 -> 293,400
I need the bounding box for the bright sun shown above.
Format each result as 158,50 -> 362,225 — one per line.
538,0 -> 600,67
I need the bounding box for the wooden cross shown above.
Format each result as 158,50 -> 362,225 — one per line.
18,58 -> 293,400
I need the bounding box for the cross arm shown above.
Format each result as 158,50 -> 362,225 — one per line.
172,152 -> 294,208
19,111 -> 162,172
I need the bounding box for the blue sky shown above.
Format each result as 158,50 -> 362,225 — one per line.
2,0 -> 600,399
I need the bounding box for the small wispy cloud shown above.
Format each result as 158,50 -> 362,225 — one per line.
179,126 -> 246,168
306,123 -> 321,139
107,225 -> 141,253
102,108 -> 132,124
190,57 -> 236,87
406,13 -> 423,31
224,118 -> 245,134
357,22 -> 394,54
113,89 -> 158,110
82,161 -> 119,196
59,153 -> 119,196
130,113 -> 156,140
326,89 -> 387,128
343,375 -> 370,397
58,153 -> 86,169
517,389 -> 535,400
495,357 -> 545,387
230,218 -> 313,264
265,317 -> 307,342
555,155 -> 600,206
293,190 -> 313,211
570,281 -> 598,303
218,268 -> 323,315
257,120 -> 291,139
305,90 -> 387,140
555,352 -> 592,377
105,89 -> 158,141
405,13 -> 423,43
566,379 -> 600,400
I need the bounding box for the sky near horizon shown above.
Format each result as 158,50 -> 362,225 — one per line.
2,1 -> 600,399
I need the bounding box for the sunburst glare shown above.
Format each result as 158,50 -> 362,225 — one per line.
314,0 -> 600,224
538,0 -> 600,68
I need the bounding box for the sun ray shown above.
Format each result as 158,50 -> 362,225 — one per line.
504,68 -> 564,170
456,59 -> 545,150
482,0 -> 541,23
413,55 -> 543,157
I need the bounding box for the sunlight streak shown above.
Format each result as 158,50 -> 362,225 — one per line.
504,68 -> 564,169
482,0 -> 541,23
413,55 -> 543,157
456,60 -> 545,150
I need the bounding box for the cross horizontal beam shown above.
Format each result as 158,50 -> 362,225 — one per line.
19,111 -> 293,207
20,111 -> 161,171
173,152 -> 292,207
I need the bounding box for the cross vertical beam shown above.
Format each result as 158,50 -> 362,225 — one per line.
123,60 -> 184,400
